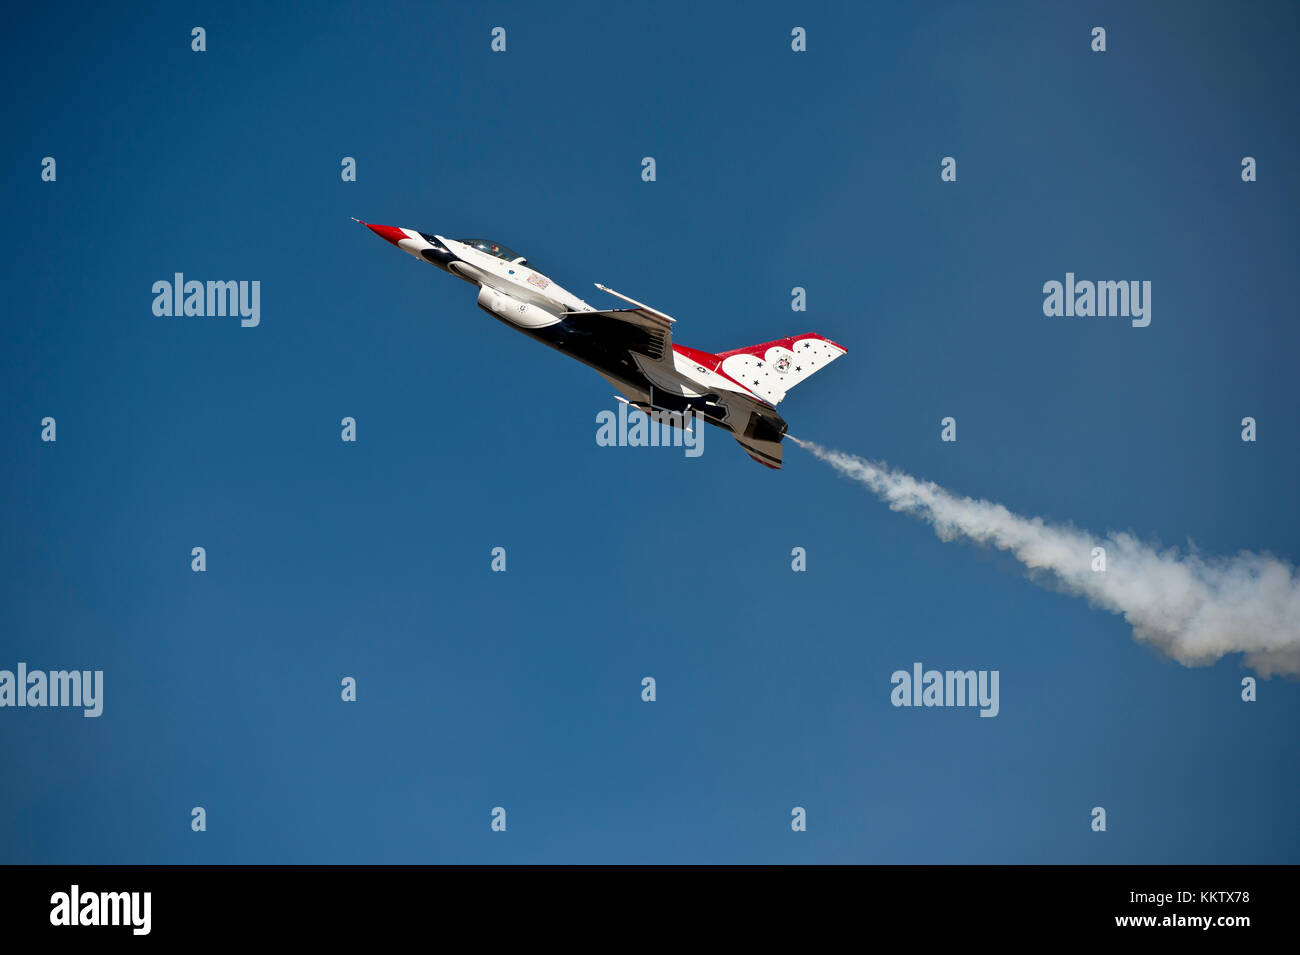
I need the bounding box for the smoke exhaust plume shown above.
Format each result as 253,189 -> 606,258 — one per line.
790,438 -> 1300,677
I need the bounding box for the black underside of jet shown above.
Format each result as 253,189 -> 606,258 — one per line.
477,304 -> 786,442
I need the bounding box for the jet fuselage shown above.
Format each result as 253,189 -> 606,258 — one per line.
359,222 -> 847,468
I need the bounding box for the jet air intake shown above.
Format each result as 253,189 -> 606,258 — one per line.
476,286 -> 561,329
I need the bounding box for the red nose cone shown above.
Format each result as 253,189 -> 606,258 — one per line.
359,221 -> 409,247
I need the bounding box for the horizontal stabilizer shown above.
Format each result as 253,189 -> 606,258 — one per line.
734,433 -> 783,469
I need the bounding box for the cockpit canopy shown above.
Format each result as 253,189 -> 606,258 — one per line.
460,238 -> 525,265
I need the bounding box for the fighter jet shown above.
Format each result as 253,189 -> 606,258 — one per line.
356,220 -> 847,468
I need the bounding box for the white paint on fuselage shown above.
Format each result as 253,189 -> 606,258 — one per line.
438,237 -> 593,315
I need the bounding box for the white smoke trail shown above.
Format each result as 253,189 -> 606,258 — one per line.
790,438 -> 1300,677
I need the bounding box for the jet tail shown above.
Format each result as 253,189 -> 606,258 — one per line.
715,334 -> 846,406
725,402 -> 788,469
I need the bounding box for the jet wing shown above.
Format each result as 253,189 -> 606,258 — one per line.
559,281 -> 681,371
560,307 -> 673,362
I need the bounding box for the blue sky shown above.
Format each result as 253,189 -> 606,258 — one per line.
1,0 -> 1297,863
